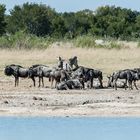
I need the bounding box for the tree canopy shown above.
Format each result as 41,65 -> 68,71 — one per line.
0,4 -> 6,35
0,3 -> 140,40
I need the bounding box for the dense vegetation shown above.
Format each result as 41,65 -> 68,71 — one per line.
0,3 -> 140,49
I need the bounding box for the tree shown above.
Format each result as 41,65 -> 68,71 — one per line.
135,15 -> 140,37
0,4 -> 6,35
7,3 -> 56,36
62,12 -> 77,38
5,4 -> 140,40
94,5 -> 139,39
51,15 -> 66,38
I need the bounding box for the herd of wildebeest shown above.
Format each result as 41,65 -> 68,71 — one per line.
4,56 -> 140,90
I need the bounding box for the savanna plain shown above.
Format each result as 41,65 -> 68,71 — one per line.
0,43 -> 140,117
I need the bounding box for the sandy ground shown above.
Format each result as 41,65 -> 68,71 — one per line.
0,76 -> 140,117
1,47 -> 140,117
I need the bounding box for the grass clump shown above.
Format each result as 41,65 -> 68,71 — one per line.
137,40 -> 140,48
73,35 -> 122,49
0,32 -> 124,49
73,35 -> 96,48
0,31 -> 55,49
104,41 -> 121,49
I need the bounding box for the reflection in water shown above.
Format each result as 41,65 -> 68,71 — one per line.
0,117 -> 140,140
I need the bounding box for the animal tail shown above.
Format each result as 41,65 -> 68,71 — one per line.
100,72 -> 103,80
49,76 -> 51,82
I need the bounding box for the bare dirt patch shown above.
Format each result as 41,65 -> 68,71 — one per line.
0,77 -> 140,117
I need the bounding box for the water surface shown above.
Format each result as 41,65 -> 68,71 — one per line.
0,117 -> 140,140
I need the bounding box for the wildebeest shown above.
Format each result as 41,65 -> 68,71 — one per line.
49,68 -> 61,88
4,64 -> 29,87
130,70 -> 140,90
49,69 -> 70,88
72,66 -> 103,89
107,75 -> 127,88
56,79 -> 83,90
111,69 -> 140,90
28,64 -> 52,87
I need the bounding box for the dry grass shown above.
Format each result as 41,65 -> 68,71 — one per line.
1,43 -> 140,117
0,46 -> 140,77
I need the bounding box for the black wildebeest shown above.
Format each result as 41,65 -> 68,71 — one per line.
112,69 -> 140,90
4,64 -> 29,87
49,68 -> 61,88
28,64 -> 52,87
56,79 -> 83,90
72,66 -> 103,89
107,75 -> 127,88
49,69 -> 70,88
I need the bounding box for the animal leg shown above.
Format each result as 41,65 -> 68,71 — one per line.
17,77 -> 19,86
133,80 -> 138,90
124,79 -> 127,90
128,80 -> 133,90
38,77 -> 41,87
42,77 -> 44,87
99,78 -> 103,88
15,77 -> 17,87
114,79 -> 117,90
31,77 -> 36,87
50,77 -> 54,89
81,81 -> 85,89
91,78 -> 93,89
55,80 -> 58,88
15,77 -> 19,87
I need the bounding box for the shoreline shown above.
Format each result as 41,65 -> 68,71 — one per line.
0,88 -> 140,117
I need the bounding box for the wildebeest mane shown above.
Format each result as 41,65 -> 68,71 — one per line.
4,66 -> 13,76
10,64 -> 23,68
31,64 -> 48,68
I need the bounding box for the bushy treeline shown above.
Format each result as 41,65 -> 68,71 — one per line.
0,3 -> 140,48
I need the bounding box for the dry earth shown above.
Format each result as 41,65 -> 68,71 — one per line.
0,46 -> 140,117
0,76 -> 140,117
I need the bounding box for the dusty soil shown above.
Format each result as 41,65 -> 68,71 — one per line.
0,76 -> 140,117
